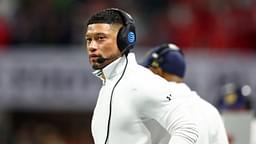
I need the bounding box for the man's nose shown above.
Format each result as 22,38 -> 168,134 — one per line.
88,40 -> 98,52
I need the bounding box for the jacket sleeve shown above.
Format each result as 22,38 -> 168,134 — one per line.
163,98 -> 199,144
138,85 -> 199,144
136,71 -> 199,144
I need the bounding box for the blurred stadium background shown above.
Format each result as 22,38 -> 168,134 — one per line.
0,0 -> 255,144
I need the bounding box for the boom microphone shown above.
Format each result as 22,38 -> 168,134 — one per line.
96,56 -> 115,63
96,57 -> 107,63
96,47 -> 130,64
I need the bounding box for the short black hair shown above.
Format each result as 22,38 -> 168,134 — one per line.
87,9 -> 124,26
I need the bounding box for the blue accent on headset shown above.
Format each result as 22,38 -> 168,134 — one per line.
127,32 -> 135,43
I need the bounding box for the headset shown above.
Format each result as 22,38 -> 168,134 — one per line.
110,8 -> 136,54
151,43 -> 183,67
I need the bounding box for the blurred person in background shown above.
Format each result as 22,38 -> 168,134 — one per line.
214,74 -> 253,144
216,80 -> 253,112
141,43 -> 229,144
85,8 -> 199,144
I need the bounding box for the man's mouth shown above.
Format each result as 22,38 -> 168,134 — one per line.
89,54 -> 100,62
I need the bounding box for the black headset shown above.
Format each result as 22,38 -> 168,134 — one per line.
151,43 -> 183,67
110,8 -> 136,53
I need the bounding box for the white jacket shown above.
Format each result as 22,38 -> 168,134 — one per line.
91,53 -> 199,144
167,82 -> 229,144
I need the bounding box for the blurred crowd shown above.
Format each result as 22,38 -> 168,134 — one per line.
0,0 -> 256,53
9,112 -> 93,144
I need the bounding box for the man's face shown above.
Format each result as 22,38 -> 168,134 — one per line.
85,23 -> 122,70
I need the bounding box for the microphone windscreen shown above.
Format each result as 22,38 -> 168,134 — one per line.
96,57 -> 106,63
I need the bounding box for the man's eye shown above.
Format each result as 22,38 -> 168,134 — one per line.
98,36 -> 106,40
86,38 -> 92,42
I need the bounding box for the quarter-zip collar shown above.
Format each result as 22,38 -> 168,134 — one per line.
92,53 -> 136,83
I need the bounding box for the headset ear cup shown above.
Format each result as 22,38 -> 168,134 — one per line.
117,24 -> 136,53
117,27 -> 126,52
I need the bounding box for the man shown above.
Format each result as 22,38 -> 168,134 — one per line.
141,43 -> 229,144
85,8 -> 199,144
